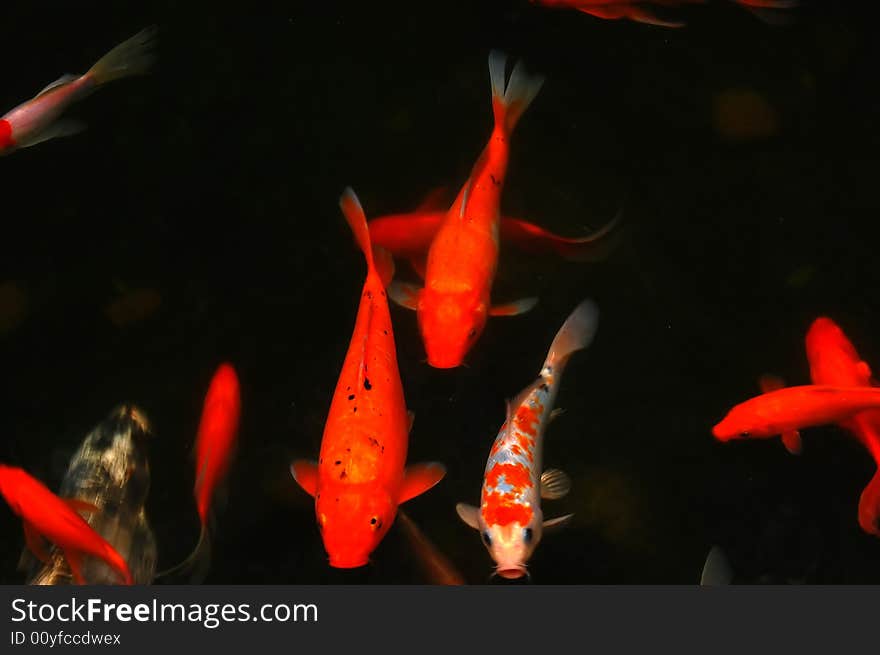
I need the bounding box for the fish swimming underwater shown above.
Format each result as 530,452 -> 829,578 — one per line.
0,27 -> 155,155
367,190 -> 621,278
805,317 -> 880,537
529,0 -> 797,28
25,405 -> 156,585
397,509 -> 465,585
0,463 -> 133,585
457,299 -> 599,579
389,51 -> 545,368
291,188 -> 446,568
712,384 -> 880,445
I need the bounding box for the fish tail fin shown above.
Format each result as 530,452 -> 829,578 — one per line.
544,299 -> 599,371
339,187 -> 395,287
488,51 -> 544,137
858,466 -> 880,537
154,522 -> 212,583
86,26 -> 157,86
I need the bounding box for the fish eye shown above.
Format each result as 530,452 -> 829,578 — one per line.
523,528 -> 533,544
482,531 -> 492,547
370,516 -> 382,530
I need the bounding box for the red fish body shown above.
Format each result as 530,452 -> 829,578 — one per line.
457,300 -> 598,579
530,0 -> 796,27
291,188 -> 445,568
712,385 -> 880,442
0,464 -> 133,584
805,317 -> 880,536
389,52 -> 544,368
0,28 -> 155,155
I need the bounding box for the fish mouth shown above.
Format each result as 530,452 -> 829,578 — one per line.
494,566 -> 528,580
328,555 -> 369,569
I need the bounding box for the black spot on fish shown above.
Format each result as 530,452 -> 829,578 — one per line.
340,470 -> 347,479
368,437 -> 379,448
490,174 -> 499,186
346,447 -> 351,452
334,460 -> 341,466
364,378 -> 372,391
353,407 -> 358,413
383,330 -> 388,335
348,394 -> 355,401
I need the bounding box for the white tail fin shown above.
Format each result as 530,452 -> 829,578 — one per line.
488,51 -> 544,135
544,299 -> 599,371
87,27 -> 157,86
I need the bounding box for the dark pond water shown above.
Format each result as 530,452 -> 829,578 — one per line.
2,0 -> 879,584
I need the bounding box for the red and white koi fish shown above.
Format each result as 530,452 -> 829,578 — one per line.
159,363 -> 241,580
367,189 -> 621,279
291,188 -> 445,568
389,52 -> 544,368
712,385 -> 880,444
0,27 -> 156,155
456,300 -> 599,579
805,317 -> 880,537
0,464 -> 133,584
530,0 -> 797,28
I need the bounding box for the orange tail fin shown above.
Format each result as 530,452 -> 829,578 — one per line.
339,188 -> 395,287
488,52 -> 544,136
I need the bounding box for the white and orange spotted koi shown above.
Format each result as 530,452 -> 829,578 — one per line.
456,299 -> 599,579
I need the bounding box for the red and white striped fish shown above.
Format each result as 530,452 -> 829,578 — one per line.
456,300 -> 599,579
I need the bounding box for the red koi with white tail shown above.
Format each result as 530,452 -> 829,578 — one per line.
456,300 -> 599,579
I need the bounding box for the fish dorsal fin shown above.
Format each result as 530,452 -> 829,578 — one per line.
455,503 -> 480,530
35,74 -> 79,98
399,462 -> 446,504
290,460 -> 318,497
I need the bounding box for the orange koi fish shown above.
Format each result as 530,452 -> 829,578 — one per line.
0,28 -> 155,155
160,362 -> 241,580
368,191 -> 620,278
530,0 -> 796,28
712,385 -> 880,444
0,464 -> 133,584
389,52 -> 545,368
457,300 -> 599,579
291,188 -> 446,568
805,317 -> 880,536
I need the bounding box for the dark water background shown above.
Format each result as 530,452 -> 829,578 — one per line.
2,0 -> 879,584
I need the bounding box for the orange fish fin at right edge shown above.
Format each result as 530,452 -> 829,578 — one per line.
22,520 -> 51,563
857,467 -> 880,537
290,460 -> 318,497
782,430 -> 803,456
388,281 -> 421,311
399,462 -> 446,504
489,297 -> 538,317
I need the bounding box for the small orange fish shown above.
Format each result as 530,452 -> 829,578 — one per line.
291,188 -> 445,568
530,0 -> 797,28
712,385 -> 880,444
0,28 -> 155,155
0,464 -> 133,584
389,52 -> 545,368
805,317 -> 880,537
368,190 -> 620,278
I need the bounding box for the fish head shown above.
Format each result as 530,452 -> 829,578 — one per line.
315,485 -> 395,569
712,400 -> 774,441
480,519 -> 542,580
418,291 -> 487,369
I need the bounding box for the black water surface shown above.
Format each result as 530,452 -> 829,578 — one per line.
2,0 -> 879,584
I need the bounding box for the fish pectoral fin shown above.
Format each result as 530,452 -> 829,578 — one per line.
63,549 -> 87,585
407,411 -> 416,434
857,361 -> 872,379
542,514 -> 574,532
64,498 -> 100,517
489,297 -> 538,317
540,469 -> 572,500
455,503 -> 480,530
782,430 -> 803,456
388,281 -> 421,311
22,520 -> 51,563
290,460 -> 319,497
16,119 -> 86,149
399,462 -> 446,503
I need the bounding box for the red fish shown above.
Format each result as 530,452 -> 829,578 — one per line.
712,385 -> 880,444
389,52 -> 545,368
0,27 -> 155,155
530,0 -> 797,28
367,190 -> 620,279
160,363 -> 241,580
0,464 -> 133,584
805,317 -> 880,537
291,188 -> 446,568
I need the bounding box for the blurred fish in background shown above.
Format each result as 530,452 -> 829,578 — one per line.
25,405 -> 157,585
